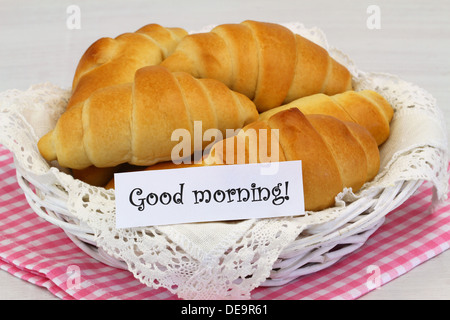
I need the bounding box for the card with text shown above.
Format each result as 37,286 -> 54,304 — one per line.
114,161 -> 305,228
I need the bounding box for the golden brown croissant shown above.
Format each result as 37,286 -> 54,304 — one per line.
38,65 -> 259,170
259,89 -> 394,146
67,24 -> 188,109
160,20 -> 352,112
77,88 -> 393,187
75,88 -> 393,187
204,108 -> 380,210
67,24 -> 187,185
107,108 -> 380,211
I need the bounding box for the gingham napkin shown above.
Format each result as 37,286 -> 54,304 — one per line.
1,145 -> 449,300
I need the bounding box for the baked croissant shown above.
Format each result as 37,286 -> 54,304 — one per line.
68,24 -> 187,185
107,108 -> 380,211
259,89 -> 394,145
77,88 -> 393,186
38,65 -> 259,170
205,108 -> 380,210
160,20 -> 352,112
67,24 -> 188,109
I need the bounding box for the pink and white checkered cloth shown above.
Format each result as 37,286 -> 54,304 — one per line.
1,144 -> 449,300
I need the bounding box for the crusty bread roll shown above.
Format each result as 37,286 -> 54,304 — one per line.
161,20 -> 352,112
68,24 -> 188,109
67,24 -> 188,185
205,108 -> 380,210
38,65 -> 259,170
107,108 -> 380,211
259,89 -> 394,145
76,89 -> 393,187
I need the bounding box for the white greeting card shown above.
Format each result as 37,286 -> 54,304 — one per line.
115,161 -> 305,228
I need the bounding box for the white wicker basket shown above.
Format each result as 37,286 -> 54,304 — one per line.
3,77 -> 447,298
13,148 -> 423,286
1,23 -> 448,299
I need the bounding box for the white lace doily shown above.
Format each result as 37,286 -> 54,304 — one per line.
0,22 -> 448,300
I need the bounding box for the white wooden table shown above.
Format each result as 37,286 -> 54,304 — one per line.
1,0 -> 449,300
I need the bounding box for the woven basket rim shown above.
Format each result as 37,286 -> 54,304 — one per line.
13,155 -> 423,286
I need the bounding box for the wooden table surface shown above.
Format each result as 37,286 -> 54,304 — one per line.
0,0 -> 449,300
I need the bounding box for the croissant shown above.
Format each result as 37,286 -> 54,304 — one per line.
259,89 -> 394,145
205,108 -> 380,211
107,108 -> 380,211
67,24 -> 188,109
67,24 -> 187,185
160,20 -> 352,112
38,65 -> 259,170
76,89 -> 393,186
